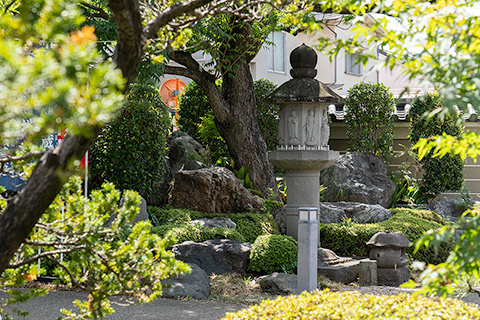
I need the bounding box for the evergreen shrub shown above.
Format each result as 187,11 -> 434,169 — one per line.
224,289 -> 480,320
344,82 -> 395,163
319,208 -> 453,265
248,235 -> 298,274
409,93 -> 464,196
89,84 -> 171,205
147,206 -> 280,243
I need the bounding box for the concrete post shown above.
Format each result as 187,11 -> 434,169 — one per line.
359,259 -> 377,286
297,207 -> 318,294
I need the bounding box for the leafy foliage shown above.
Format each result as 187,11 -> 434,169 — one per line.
319,209 -> 453,265
0,1 -> 124,148
254,78 -> 280,151
223,289 -> 480,319
344,82 -> 395,163
177,79 -> 278,161
404,208 -> 480,297
1,177 -> 188,319
89,83 -> 171,205
248,235 -> 298,274
409,93 -> 464,196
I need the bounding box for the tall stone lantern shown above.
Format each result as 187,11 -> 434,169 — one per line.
269,44 -> 342,240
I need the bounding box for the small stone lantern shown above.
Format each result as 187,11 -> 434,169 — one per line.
366,232 -> 411,286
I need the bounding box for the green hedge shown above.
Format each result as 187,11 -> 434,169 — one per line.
89,83 -> 171,205
320,208 -> 454,265
409,93 -> 464,196
148,206 -> 280,243
248,235 -> 298,274
223,289 -> 480,319
151,224 -> 245,244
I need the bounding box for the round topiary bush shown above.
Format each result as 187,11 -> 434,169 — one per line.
223,289 -> 480,319
248,235 -> 297,274
344,82 -> 395,163
409,93 -> 464,196
89,84 -> 171,205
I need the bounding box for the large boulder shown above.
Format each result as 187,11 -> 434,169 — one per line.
319,202 -> 392,224
171,167 -> 264,213
171,239 -> 253,275
270,206 -> 287,234
154,131 -> 208,205
189,218 -> 237,229
429,197 -> 472,218
168,131 -> 208,173
258,272 -> 297,295
162,263 -> 210,299
320,152 -> 395,207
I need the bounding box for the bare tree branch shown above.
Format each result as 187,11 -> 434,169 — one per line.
2,0 -> 17,14
143,0 -> 213,39
45,256 -> 88,290
0,128 -> 101,273
23,239 -> 82,247
0,151 -> 45,164
80,1 -> 110,20
7,245 -> 87,268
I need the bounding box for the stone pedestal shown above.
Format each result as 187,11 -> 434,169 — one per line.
377,266 -> 410,286
269,150 -> 339,239
359,259 -> 377,286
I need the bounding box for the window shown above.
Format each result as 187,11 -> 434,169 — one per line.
267,32 -> 285,73
345,53 -> 362,76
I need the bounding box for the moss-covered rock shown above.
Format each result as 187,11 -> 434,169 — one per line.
147,206 -> 280,243
320,209 -> 454,264
390,207 -> 445,224
223,289 -> 480,319
152,223 -> 245,244
248,235 -> 297,274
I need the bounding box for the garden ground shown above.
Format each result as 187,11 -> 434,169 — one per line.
3,274 -> 480,320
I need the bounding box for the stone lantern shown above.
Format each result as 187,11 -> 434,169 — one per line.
269,44 -> 342,240
366,231 -> 411,286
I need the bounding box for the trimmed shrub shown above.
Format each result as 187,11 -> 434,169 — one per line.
344,82 -> 395,163
147,206 -> 192,226
190,212 -> 280,243
390,207 -> 445,224
223,289 -> 480,319
320,209 -> 454,265
248,235 -> 298,274
147,206 -> 280,243
89,84 -> 171,205
262,199 -> 284,215
409,93 -> 464,196
151,224 -> 245,244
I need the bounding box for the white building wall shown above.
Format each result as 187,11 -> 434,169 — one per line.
160,15 -> 415,100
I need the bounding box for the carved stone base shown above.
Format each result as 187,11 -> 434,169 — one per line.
377,266 -> 410,287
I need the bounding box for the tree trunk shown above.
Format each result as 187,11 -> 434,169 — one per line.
0,132 -> 100,273
166,20 -> 280,200
218,61 -> 279,199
